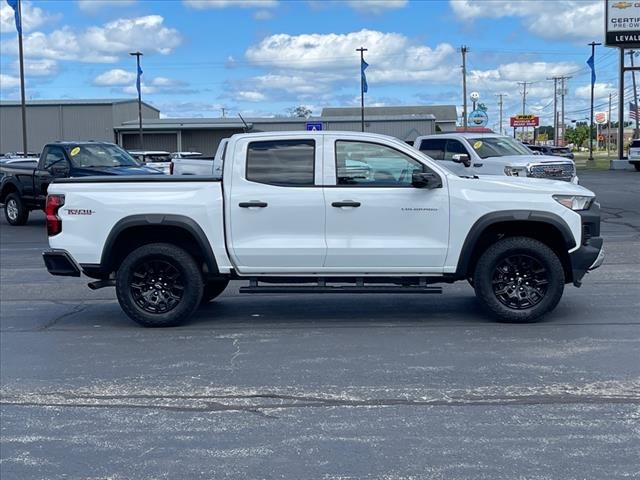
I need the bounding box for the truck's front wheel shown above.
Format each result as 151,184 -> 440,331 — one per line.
4,193 -> 29,225
116,243 -> 203,327
473,237 -> 564,323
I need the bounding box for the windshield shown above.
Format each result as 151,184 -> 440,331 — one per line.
470,136 -> 536,159
67,144 -> 141,168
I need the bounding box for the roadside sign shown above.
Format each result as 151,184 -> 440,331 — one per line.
606,0 -> 640,48
595,112 -> 608,124
468,110 -> 488,127
306,122 -> 323,131
510,114 -> 539,127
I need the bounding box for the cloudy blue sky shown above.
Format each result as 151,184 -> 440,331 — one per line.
0,0 -> 620,129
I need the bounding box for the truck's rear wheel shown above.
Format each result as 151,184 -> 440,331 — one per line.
116,243 -> 203,327
473,237 -> 564,323
202,279 -> 229,303
4,193 -> 29,226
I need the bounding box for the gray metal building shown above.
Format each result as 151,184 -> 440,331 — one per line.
0,99 -> 159,154
116,109 -> 444,156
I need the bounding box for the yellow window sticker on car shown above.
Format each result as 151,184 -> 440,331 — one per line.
70,147 -> 80,156
473,141 -> 483,150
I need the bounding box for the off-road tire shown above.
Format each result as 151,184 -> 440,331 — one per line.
202,279 -> 230,303
116,243 -> 203,327
473,236 -> 565,323
4,193 -> 29,225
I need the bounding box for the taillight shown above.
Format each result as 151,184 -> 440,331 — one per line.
46,194 -> 65,236
169,161 -> 174,175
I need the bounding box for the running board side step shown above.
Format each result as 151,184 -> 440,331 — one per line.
239,285 -> 443,294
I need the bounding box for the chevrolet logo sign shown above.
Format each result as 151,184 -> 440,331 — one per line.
612,2 -> 633,8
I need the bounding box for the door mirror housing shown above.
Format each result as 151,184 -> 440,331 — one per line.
50,162 -> 69,177
451,153 -> 471,167
412,171 -> 442,189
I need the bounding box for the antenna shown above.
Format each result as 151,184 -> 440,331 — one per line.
238,113 -> 249,133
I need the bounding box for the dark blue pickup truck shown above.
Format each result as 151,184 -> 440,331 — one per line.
0,141 -> 162,225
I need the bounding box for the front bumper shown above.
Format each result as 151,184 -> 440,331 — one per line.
569,203 -> 604,286
42,249 -> 81,277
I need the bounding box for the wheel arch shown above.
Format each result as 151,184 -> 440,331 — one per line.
455,210 -> 576,283
0,180 -> 20,203
97,214 -> 219,278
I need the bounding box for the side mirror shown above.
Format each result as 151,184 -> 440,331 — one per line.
50,163 -> 69,177
412,171 -> 442,189
451,153 -> 471,167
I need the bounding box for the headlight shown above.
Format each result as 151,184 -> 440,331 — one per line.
504,166 -> 527,176
552,194 -> 594,211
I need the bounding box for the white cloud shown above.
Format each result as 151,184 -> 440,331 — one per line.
0,73 -> 20,90
184,0 -> 278,8
7,15 -> 182,63
449,0 -> 603,42
346,0 -> 408,14
254,9 -> 273,20
575,82 -> 616,101
19,58 -> 58,77
94,69 -> 136,86
0,1 -> 55,34
236,90 -> 267,102
77,0 -> 136,13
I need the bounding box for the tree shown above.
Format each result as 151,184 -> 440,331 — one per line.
565,124 -> 590,148
537,125 -> 554,139
288,105 -> 312,118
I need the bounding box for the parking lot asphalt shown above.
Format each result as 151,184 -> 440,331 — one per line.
1,170 -> 639,480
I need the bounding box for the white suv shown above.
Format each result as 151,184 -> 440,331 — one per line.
628,139 -> 640,171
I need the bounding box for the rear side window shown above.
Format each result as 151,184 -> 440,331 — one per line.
418,138 -> 445,160
631,140 -> 640,148
246,140 -> 315,186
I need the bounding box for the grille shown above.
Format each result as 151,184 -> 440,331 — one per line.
528,162 -> 575,181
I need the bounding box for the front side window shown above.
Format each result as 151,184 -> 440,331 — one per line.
444,140 -> 470,160
43,147 -> 67,170
470,137 -> 535,159
336,141 -> 424,187
246,139 -> 315,186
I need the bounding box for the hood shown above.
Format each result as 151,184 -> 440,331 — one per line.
486,154 -> 574,165
71,165 -> 164,176
469,174 -> 593,196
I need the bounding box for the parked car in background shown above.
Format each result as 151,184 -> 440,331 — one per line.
1,141 -> 162,225
171,140 -> 227,176
3,152 -> 40,160
527,144 -> 575,160
628,139 -> 640,171
128,150 -> 171,174
414,133 -> 578,183
170,151 -> 203,159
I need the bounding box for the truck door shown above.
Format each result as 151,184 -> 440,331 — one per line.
35,146 -> 70,198
323,137 -> 449,272
227,137 -> 326,272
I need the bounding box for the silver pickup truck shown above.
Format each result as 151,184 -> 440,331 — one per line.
414,133 -> 578,183
171,139 -> 227,176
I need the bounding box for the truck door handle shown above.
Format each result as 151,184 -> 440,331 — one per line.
239,201 -> 268,208
332,201 -> 361,208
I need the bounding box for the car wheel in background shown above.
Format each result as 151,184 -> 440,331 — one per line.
4,193 -> 29,225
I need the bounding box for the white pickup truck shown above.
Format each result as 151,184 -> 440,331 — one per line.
414,133 -> 578,183
42,131 -> 604,327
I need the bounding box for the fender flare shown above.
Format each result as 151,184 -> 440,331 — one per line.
454,210 -> 576,279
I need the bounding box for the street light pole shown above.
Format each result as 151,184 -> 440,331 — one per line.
356,47 -> 368,132
588,41 -> 601,162
130,51 -> 144,149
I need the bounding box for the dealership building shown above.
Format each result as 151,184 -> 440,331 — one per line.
1,99 -> 457,156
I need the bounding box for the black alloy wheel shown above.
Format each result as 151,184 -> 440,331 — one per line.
130,259 -> 185,314
491,254 -> 548,310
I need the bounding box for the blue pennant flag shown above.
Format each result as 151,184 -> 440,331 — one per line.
136,63 -> 143,96
586,53 -> 596,86
6,0 -> 22,35
361,58 -> 369,93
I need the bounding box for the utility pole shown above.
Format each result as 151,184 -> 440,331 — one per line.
460,46 -> 468,131
559,76 -> 572,146
517,81 -> 528,140
221,107 -> 227,118
628,50 -> 639,138
588,41 -> 601,162
549,76 -> 560,144
496,93 -> 507,135
129,51 -> 144,149
607,93 -> 612,156
356,46 -> 368,132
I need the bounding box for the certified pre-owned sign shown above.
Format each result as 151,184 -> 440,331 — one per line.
607,0 -> 640,47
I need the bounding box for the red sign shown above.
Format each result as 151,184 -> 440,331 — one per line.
510,115 -> 539,127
